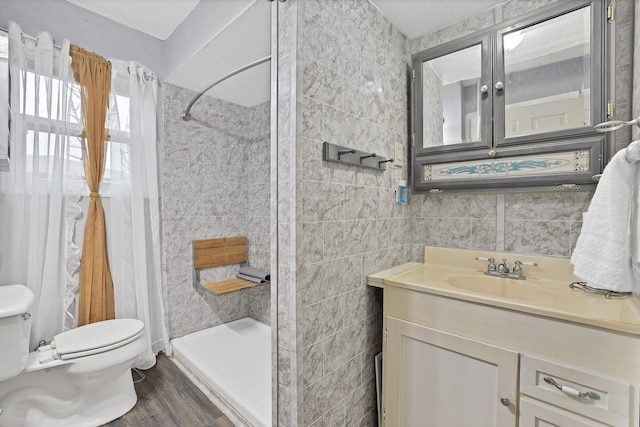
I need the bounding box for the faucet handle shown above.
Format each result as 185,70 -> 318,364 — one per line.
512,260 -> 523,275
475,256 -> 497,272
517,260 -> 538,267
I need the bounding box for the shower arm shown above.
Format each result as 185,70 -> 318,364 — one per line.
179,55 -> 272,121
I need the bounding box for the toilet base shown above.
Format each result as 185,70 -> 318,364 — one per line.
0,367 -> 137,427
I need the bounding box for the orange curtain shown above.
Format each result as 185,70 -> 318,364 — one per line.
70,45 -> 115,325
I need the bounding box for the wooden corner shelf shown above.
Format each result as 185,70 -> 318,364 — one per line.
201,278 -> 258,296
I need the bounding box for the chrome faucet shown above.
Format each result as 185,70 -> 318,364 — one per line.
497,258 -> 509,274
476,256 -> 538,280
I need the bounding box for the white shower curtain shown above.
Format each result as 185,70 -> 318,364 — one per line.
106,59 -> 168,369
0,23 -> 77,348
0,22 -> 168,367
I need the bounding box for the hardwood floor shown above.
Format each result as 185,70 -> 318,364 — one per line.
104,353 -> 234,427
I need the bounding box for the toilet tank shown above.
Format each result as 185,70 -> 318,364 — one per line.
0,285 -> 35,381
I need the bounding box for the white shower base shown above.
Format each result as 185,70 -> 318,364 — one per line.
170,317 -> 271,427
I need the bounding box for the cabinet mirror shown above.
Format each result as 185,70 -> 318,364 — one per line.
418,33 -> 491,153
422,43 -> 484,149
499,5 -> 593,140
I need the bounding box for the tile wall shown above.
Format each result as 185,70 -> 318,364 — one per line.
161,83 -> 271,339
277,0 -> 416,425
613,0 -> 634,151
275,0 -> 635,425
275,0 -> 299,424
411,191 -> 593,257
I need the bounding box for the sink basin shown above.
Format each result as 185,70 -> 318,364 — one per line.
445,274 -> 558,302
375,247 -> 640,335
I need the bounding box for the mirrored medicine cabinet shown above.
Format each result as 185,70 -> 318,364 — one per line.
411,0 -> 607,192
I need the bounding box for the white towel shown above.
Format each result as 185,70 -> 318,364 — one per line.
570,141 -> 640,292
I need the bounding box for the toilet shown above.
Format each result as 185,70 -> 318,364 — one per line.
0,284 -> 146,427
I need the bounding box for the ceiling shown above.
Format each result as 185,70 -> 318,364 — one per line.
371,0 -> 506,39
166,0 -> 271,108
63,0 -> 508,108
64,0 -> 200,40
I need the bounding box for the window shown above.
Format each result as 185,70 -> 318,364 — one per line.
14,66 -> 132,195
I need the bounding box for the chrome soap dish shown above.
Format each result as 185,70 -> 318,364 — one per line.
569,281 -> 632,299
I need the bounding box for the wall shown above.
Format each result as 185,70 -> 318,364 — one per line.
276,0 -> 414,425
162,83 -> 271,339
612,0 -> 634,152
0,0 -> 163,75
411,192 -> 592,256
0,0 -> 261,81
277,0 -> 635,425
274,1 -> 298,424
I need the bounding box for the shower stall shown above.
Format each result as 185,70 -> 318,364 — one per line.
172,318 -> 271,426
160,1 -> 274,425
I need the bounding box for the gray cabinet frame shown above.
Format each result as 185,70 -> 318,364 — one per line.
411,0 -> 607,192
412,32 -> 493,155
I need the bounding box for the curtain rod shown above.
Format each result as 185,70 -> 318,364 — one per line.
180,55 -> 271,121
0,26 -> 62,49
0,26 -> 156,80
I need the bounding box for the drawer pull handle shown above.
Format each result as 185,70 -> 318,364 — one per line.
543,377 -> 600,400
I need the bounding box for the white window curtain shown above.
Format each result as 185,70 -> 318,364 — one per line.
0,22 -> 168,368
0,23 -> 77,348
106,59 -> 168,369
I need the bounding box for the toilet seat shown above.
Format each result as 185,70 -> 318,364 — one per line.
52,319 -> 144,360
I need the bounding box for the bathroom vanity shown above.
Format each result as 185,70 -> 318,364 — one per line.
369,247 -> 640,426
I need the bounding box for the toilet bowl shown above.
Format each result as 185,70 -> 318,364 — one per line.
0,284 -> 146,427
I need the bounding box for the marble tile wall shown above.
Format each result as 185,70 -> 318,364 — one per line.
295,0 -> 414,425
411,191 -> 593,257
613,0 -> 634,151
162,84 -> 271,339
275,0 -> 302,425
273,0 -> 636,425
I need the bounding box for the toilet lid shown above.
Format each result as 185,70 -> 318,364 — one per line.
53,319 -> 144,359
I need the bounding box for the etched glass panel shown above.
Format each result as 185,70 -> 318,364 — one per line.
422,150 -> 590,183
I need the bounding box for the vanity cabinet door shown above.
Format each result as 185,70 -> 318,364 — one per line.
383,316 -> 518,427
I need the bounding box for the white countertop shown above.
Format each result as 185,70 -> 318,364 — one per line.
368,247 -> 640,336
